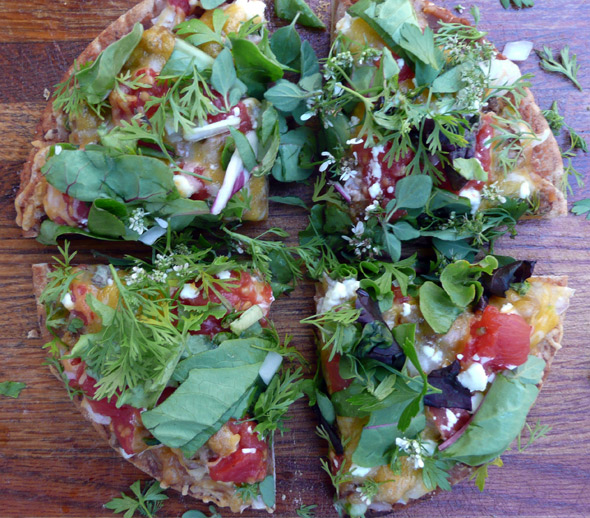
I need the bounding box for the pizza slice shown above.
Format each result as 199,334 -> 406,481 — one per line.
16,0 -> 302,244
307,257 -> 573,516
313,0 -> 566,260
33,246 -> 299,512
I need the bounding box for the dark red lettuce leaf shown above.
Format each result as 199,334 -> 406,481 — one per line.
424,360 -> 472,410
475,260 -> 536,311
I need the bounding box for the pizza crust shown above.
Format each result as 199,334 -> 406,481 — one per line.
330,0 -> 567,218
314,274 -> 570,511
32,263 -> 275,513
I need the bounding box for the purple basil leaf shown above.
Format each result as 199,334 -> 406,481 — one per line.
356,288 -> 387,325
482,260 -> 536,298
424,360 -> 472,410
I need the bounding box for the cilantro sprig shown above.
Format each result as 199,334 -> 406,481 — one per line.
105,480 -> 168,518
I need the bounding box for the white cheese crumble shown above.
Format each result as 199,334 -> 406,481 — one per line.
61,293 -> 75,310
231,0 -> 266,20
500,303 -> 518,314
368,182 -> 383,199
459,186 -> 482,214
336,13 -> 352,34
174,175 -> 197,198
369,159 -> 382,180
179,283 -> 199,299
481,58 -> 522,93
401,302 -> 412,317
458,362 -> 489,392
350,464 -> 372,477
216,270 -> 232,280
242,448 -> 257,454
441,408 -> 459,431
54,145 -> 62,156
317,277 -> 360,313
519,181 -> 531,199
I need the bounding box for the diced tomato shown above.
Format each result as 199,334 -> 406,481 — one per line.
426,407 -> 471,441
475,113 -> 494,174
353,140 -> 415,208
174,164 -> 209,201
462,305 -> 531,372
207,94 -> 253,133
110,68 -> 169,125
393,286 -> 410,304
322,352 -> 352,394
168,0 -> 191,15
209,419 -> 269,483
68,362 -> 145,455
177,270 -> 274,337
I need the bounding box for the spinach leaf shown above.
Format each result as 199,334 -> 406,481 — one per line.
141,359 -> 264,455
229,33 -> 284,96
274,0 -> 326,28
419,281 -> 463,334
160,38 -> 214,77
270,20 -> 302,67
264,80 -> 308,112
42,148 -> 177,204
0,381 -> 26,399
348,0 -> 419,50
37,219 -> 133,245
74,23 -> 143,105
441,356 -> 545,465
87,199 -> 128,238
300,40 -> 320,78
271,127 -> 316,182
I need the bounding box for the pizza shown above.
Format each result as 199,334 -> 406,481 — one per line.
32,247 -> 291,512
308,257 -> 573,516
313,0 -> 567,260
15,0 -> 289,244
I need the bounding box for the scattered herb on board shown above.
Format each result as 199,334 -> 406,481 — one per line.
296,504 -> 318,517
500,0 -> 534,8
181,507 -> 222,518
536,45 -> 582,90
0,381 -> 26,399
104,480 -> 168,518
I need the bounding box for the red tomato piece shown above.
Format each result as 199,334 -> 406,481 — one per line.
207,94 -> 253,133
462,305 -> 531,372
178,271 -> 274,337
209,419 -> 269,484
322,352 -> 352,394
110,68 -> 169,124
174,164 -> 209,201
168,0 -> 191,15
393,286 -> 410,304
475,113 -> 494,174
352,140 -> 414,207
427,406 -> 471,441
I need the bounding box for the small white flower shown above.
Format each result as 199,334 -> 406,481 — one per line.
300,111 -> 314,121
128,208 -> 149,235
319,151 -> 336,172
351,221 -> 365,237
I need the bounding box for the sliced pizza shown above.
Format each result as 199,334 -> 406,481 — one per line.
33,246 -> 299,512
307,257 -> 572,516
16,0 -> 300,244
312,0 -> 566,260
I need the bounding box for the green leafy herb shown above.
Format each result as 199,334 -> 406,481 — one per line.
104,480 -> 168,518
572,198 -> 590,219
320,458 -> 353,498
0,381 -> 26,399
181,506 -> 222,518
536,45 -> 582,90
469,456 -> 504,491
517,419 -> 552,452
500,0 -> 534,8
296,504 -> 317,518
236,482 -> 260,502
274,0 -> 326,28
542,101 -> 565,135
422,456 -> 452,491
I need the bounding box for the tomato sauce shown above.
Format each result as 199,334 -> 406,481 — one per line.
207,94 -> 254,133
208,419 -> 269,483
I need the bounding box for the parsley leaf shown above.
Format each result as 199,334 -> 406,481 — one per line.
104,480 -> 168,518
0,381 -> 26,399
572,198 -> 590,219
296,504 -> 317,518
542,101 -> 565,135
536,45 -> 582,90
469,457 -> 504,491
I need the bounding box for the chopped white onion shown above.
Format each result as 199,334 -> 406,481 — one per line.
258,351 -> 283,385
138,225 -> 167,245
502,41 -> 534,62
183,116 -> 241,142
229,304 -> 264,335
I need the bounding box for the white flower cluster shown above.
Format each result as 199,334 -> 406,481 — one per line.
357,47 -> 381,65
343,221 -> 379,257
455,63 -> 487,111
481,182 -> 507,204
125,254 -> 191,286
128,208 -> 149,235
300,91 -> 323,121
395,437 -> 434,470
323,50 -> 354,80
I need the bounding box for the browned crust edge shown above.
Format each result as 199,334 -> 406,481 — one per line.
31,263 -> 275,513
330,0 -> 567,218
313,274 -> 571,511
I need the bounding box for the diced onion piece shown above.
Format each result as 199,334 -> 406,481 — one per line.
502,41 -> 534,62
183,116 -> 241,142
210,130 -> 258,215
138,223 -> 167,245
229,304 -> 264,335
258,352 -> 283,385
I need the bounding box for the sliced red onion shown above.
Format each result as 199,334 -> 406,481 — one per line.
333,182 -> 352,203
211,131 -> 258,215
183,116 -> 241,142
502,41 -> 533,62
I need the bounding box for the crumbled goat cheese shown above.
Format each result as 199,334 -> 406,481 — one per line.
368,182 -> 382,199
180,283 -> 199,299
459,186 -> 482,214
61,293 -> 75,310
401,303 -> 411,317
217,270 -> 232,280
318,277 -> 361,313
458,362 -> 489,392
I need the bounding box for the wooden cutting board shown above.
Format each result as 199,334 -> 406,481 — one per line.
1,0 -> 589,516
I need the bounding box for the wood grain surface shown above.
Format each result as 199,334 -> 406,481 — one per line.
1,0 -> 589,517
